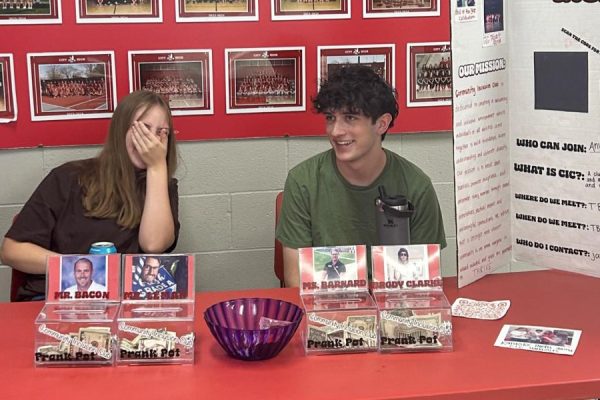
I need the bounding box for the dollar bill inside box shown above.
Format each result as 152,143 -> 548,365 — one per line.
34,254 -> 122,367
35,302 -> 119,366
298,245 -> 378,355
371,244 -> 453,352
116,302 -> 195,365
117,254 -> 196,365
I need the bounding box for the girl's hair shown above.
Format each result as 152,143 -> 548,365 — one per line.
78,90 -> 177,229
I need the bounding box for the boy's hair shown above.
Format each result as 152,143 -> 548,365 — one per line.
312,65 -> 399,140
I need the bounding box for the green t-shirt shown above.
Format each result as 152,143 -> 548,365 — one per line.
276,148 -> 446,249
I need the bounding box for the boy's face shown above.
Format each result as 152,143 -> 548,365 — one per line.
324,109 -> 389,167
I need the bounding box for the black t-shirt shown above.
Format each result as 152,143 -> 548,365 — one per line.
6,159 -> 180,300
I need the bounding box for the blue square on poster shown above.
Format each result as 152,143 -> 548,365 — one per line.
534,52 -> 588,113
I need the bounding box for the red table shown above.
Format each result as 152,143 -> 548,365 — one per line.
2,270 -> 600,400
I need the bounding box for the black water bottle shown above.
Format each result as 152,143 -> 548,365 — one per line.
375,185 -> 414,245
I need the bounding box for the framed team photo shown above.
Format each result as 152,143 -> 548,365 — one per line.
225,47 -> 305,114
363,0 -> 439,18
271,0 -> 349,21
176,0 -> 258,22
122,254 -> 195,301
76,0 -> 161,23
27,51 -> 116,121
0,54 -> 17,122
129,50 -> 213,116
371,244 -> 441,291
46,254 -> 121,301
406,42 -> 451,107
317,44 -> 395,90
0,0 -> 61,25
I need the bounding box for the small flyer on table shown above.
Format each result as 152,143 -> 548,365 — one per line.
494,324 -> 581,356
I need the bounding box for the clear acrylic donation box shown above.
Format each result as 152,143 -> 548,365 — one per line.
117,254 -> 196,365
298,245 -> 378,355
371,244 -> 453,353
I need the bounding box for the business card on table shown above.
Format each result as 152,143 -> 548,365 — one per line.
494,324 -> 582,356
451,298 -> 510,320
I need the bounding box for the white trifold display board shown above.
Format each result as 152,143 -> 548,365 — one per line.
451,0 -> 600,287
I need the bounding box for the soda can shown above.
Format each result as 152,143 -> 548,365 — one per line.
89,241 -> 117,255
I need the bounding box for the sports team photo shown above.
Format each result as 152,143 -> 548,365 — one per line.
129,50 -> 213,115
226,47 -> 305,113
76,0 -> 160,22
272,0 -> 348,20
28,51 -> 116,120
0,0 -> 60,24
407,42 -> 451,107
364,0 -> 438,17
318,44 -> 394,88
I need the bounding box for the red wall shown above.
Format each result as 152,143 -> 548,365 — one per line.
0,0 -> 451,148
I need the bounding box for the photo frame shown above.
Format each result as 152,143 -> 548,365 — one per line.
129,49 -> 213,116
225,47 -> 305,114
0,53 -> 17,122
298,245 -> 368,294
0,0 -> 61,25
46,254 -> 121,301
122,254 -> 195,301
371,244 -> 441,291
27,51 -> 117,121
317,44 -> 395,90
406,42 -> 451,107
363,0 -> 439,18
176,0 -> 258,22
76,0 -> 161,24
271,0 -> 349,21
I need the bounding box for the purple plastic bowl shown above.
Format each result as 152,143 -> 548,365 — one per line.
204,297 -> 304,361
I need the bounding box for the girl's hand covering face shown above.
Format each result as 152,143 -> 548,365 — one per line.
130,120 -> 168,169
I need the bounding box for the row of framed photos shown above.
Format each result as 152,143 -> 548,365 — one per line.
0,42 -> 451,123
0,0 -> 439,24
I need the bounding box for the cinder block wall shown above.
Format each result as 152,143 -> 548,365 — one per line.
0,132 -> 458,302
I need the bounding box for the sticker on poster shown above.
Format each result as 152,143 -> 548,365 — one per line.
363,0 -> 439,18
0,54 -> 17,122
271,0 -> 349,21
225,47 -> 305,114
0,0 -> 61,25
27,51 -> 116,121
406,42 -> 451,107
455,0 -> 476,22
317,44 -> 394,90
75,0 -> 161,23
129,49 -> 213,116
176,0 -> 258,22
482,0 -> 504,47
